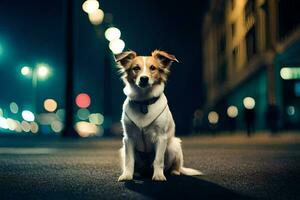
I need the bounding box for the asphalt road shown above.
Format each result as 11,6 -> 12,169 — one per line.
0,133 -> 299,200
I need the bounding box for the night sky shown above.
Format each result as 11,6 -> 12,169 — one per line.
0,0 -> 208,133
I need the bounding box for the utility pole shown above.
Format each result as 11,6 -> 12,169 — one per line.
63,0 -> 78,137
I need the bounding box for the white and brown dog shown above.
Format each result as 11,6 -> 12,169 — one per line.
115,50 -> 202,181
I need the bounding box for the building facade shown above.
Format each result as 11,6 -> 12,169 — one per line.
202,0 -> 300,131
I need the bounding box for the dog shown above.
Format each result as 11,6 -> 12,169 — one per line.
115,50 -> 202,181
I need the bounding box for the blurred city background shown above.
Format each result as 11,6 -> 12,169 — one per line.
0,0 -> 299,137
201,0 -> 300,135
0,0 -> 204,137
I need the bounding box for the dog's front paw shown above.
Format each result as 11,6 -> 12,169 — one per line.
152,172 -> 167,181
118,173 -> 133,182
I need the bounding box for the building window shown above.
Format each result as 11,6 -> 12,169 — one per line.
246,27 -> 256,61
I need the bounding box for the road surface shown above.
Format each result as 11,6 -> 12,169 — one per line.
0,133 -> 299,199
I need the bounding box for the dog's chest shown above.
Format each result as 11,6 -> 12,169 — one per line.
122,94 -> 169,152
123,94 -> 168,129
134,128 -> 157,152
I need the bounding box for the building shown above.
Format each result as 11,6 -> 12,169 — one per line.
202,0 -> 300,131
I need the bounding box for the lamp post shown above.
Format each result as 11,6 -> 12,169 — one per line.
62,0 -> 78,137
20,64 -> 50,114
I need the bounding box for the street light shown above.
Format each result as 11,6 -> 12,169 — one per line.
109,39 -> 125,54
37,64 -> 50,78
21,66 -> 32,76
88,9 -> 104,25
20,64 -> 51,114
227,105 -> 238,118
20,64 -> 50,79
208,111 -> 219,124
243,97 -> 255,109
104,27 -> 121,41
82,0 -> 99,14
82,1 -> 125,136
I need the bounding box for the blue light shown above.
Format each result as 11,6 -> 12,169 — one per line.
295,82 -> 300,97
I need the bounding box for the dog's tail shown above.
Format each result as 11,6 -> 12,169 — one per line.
180,167 -> 203,176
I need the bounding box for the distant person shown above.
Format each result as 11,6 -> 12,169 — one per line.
244,108 -> 256,136
266,104 -> 280,134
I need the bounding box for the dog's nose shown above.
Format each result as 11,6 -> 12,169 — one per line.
139,76 -> 149,87
140,76 -> 149,84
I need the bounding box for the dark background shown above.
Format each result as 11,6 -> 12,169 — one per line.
0,0 -> 208,134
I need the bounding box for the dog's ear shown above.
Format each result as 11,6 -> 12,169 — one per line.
115,51 -> 137,68
152,50 -> 179,68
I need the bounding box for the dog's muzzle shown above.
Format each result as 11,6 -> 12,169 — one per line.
138,76 -> 149,88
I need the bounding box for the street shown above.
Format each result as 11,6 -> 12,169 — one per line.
0,133 -> 299,200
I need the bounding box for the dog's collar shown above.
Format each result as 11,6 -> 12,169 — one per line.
129,96 -> 160,114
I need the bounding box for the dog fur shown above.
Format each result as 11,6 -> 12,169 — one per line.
115,50 -> 202,181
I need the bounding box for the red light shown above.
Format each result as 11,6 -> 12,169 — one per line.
76,93 -> 91,108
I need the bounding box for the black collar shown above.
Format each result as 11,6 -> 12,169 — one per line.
129,96 -> 160,114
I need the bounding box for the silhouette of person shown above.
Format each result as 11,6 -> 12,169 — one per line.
244,108 -> 256,136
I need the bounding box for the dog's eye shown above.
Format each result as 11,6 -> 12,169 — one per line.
132,66 -> 140,71
150,65 -> 156,71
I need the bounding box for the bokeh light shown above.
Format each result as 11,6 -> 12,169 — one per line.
82,0 -> 99,14
105,27 -> 121,42
208,111 -> 219,124
77,108 -> 90,120
21,110 -> 35,122
30,121 -> 39,133
37,64 -> 49,78
9,102 -> 19,114
109,39 -> 125,54
227,106 -> 238,118
44,99 -> 58,112
21,66 -> 32,76
6,118 -> 17,131
0,108 -> 3,116
75,121 -> 102,137
88,9 -> 104,25
280,68 -> 292,80
51,120 -> 64,133
76,93 -> 91,108
0,117 -> 8,129
243,97 -> 255,109
37,113 -> 57,125
55,109 -> 65,121
21,121 -> 31,132
14,121 -> 22,132
287,106 -> 295,116
88,113 -> 104,125
280,67 -> 300,80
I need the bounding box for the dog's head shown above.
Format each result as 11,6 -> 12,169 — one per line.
115,50 -> 178,88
